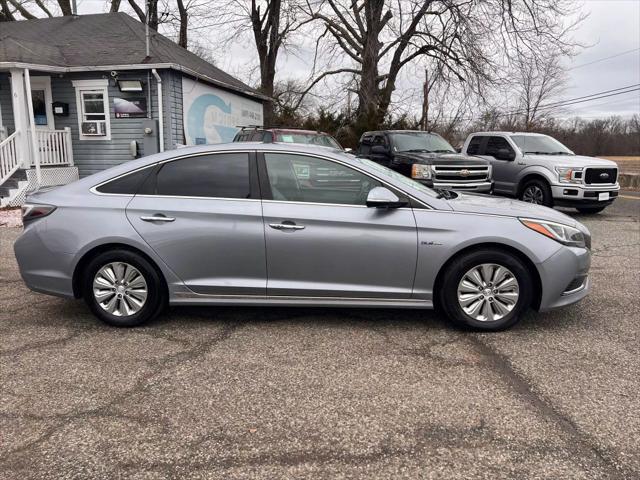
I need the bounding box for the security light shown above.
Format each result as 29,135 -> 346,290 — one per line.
117,80 -> 144,92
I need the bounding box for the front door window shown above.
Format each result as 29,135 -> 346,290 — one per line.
31,90 -> 48,126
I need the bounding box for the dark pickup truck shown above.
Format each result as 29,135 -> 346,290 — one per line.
356,130 -> 493,192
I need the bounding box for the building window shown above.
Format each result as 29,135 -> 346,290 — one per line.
72,79 -> 111,140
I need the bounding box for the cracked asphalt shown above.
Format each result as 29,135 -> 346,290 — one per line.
1,196 -> 639,479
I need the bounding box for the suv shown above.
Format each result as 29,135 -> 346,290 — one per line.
356,130 -> 492,192
233,127 -> 346,150
461,132 -> 619,213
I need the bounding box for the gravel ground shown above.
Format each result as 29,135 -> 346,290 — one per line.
0,197 -> 638,479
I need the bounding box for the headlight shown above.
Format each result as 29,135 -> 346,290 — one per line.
520,218 -> 586,248
555,166 -> 583,184
411,164 -> 432,179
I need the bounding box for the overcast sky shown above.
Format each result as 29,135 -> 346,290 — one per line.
77,0 -> 640,119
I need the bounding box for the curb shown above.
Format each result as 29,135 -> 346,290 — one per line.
619,173 -> 640,190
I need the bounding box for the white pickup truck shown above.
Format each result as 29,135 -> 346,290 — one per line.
461,132 -> 620,214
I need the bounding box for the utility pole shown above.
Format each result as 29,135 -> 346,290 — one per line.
421,69 -> 429,131
145,0 -> 150,58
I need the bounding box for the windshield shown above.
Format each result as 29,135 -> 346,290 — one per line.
356,157 -> 439,198
510,135 -> 573,155
275,132 -> 342,149
390,132 -> 456,153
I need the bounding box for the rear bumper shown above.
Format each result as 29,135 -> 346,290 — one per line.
13,221 -> 76,299
537,246 -> 591,312
551,183 -> 619,207
418,180 -> 493,192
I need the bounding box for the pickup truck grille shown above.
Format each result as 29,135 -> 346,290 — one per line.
432,165 -> 490,183
584,167 -> 617,184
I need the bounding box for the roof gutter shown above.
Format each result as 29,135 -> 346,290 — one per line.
0,62 -> 272,102
151,69 -> 164,153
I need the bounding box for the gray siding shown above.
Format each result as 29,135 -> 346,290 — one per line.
161,69 -> 184,149
49,70 -> 165,177
0,73 -> 15,134
1,69 -> 184,175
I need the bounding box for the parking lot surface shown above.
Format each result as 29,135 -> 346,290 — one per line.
1,197 -> 639,479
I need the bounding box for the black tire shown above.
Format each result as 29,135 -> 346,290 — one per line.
520,179 -> 553,207
82,249 -> 166,327
576,206 -> 606,214
438,249 -> 534,331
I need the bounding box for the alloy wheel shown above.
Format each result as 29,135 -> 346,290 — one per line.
457,263 -> 520,322
93,262 -> 148,316
522,185 -> 544,204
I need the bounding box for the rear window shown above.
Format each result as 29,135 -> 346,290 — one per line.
95,166 -> 154,194
466,136 -> 483,155
275,132 -> 341,149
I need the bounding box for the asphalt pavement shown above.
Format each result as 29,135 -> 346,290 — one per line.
1,196 -> 638,479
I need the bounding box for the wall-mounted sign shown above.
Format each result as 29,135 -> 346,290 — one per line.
182,77 -> 263,145
114,97 -> 147,118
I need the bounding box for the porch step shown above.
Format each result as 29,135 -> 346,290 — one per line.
0,169 -> 28,198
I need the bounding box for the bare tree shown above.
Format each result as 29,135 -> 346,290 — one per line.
512,53 -> 568,129
302,0 -> 582,130
1,0 -> 71,19
214,1 -> 308,125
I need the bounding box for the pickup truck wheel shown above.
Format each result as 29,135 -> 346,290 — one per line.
576,206 -> 606,214
520,179 -> 553,207
438,249 -> 533,331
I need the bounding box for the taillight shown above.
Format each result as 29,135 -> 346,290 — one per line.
22,203 -> 56,222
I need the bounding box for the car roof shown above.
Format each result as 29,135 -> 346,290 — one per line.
470,131 -> 546,136
240,127 -> 330,136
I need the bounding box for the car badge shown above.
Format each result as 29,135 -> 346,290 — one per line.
460,169 -> 470,177
599,173 -> 609,179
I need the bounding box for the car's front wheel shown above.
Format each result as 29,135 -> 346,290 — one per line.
82,250 -> 166,327
438,249 -> 533,331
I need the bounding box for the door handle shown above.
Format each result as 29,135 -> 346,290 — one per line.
269,223 -> 305,230
140,215 -> 175,222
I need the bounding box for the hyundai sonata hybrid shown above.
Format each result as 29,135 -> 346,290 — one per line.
14,143 -> 591,330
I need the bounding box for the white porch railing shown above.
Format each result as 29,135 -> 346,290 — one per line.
29,128 -> 74,167
0,132 -> 20,186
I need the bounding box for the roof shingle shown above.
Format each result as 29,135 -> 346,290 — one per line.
0,13 -> 264,100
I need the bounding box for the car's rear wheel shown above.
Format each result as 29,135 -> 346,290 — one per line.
82,250 -> 166,327
438,249 -> 533,331
520,179 -> 553,207
576,206 -> 606,214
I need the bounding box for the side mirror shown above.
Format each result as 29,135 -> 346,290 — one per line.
366,187 -> 408,208
371,145 -> 389,155
495,148 -> 515,161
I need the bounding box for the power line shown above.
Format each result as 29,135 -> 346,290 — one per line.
440,84 -> 640,122
569,48 -> 640,70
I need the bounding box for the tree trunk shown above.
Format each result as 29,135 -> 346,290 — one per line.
176,0 -> 188,48
355,0 -> 385,129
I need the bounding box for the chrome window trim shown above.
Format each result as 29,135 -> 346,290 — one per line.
90,150 -> 254,198
134,194 -> 261,202
262,199 -> 413,211
90,148 -> 434,209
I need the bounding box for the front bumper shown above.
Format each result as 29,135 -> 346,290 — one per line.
551,183 -> 619,207
537,245 -> 591,312
417,179 -> 493,192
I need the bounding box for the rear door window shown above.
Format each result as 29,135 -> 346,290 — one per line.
152,153 -> 251,198
466,136 -> 484,155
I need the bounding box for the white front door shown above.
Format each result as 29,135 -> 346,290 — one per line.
30,77 -> 54,130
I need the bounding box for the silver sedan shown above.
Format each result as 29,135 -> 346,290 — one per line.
14,143 -> 591,330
